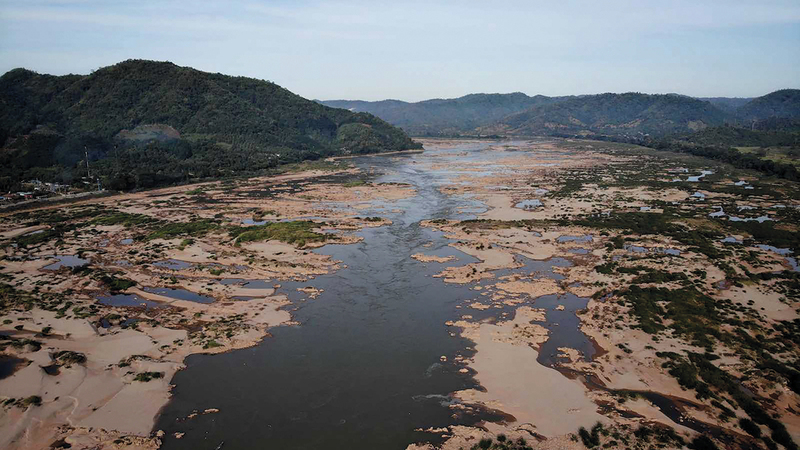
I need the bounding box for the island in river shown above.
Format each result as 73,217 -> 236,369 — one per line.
1,139 -> 799,450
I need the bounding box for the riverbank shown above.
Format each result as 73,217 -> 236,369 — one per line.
0,163 -> 415,449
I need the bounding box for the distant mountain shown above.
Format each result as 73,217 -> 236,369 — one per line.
0,60 -> 419,190
323,89 -> 800,139
481,93 -> 730,137
321,93 -> 570,136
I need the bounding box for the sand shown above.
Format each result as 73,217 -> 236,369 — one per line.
0,161 -> 417,449
452,307 -> 605,438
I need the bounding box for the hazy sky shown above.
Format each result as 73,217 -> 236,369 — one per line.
1,0 -> 798,101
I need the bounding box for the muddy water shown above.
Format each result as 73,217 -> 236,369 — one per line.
156,141 -> 592,449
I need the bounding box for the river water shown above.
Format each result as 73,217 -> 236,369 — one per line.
155,140 -> 593,449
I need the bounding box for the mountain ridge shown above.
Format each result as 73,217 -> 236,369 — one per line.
321,89 -> 800,138
322,92 -> 570,136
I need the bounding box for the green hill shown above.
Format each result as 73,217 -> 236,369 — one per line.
322,90 -> 800,140
0,60 -> 419,190
482,93 -> 730,138
675,123 -> 800,148
321,93 -> 568,136
735,89 -> 800,122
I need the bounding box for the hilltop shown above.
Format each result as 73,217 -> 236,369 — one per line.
0,60 -> 419,190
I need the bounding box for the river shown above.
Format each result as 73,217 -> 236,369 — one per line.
155,140 -> 593,449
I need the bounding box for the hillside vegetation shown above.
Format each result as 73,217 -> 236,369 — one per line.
481,93 -> 729,138
322,93 -> 567,136
0,60 -> 419,190
736,89 -> 800,122
324,88 -> 800,180
675,123 -> 800,149
323,89 -> 800,140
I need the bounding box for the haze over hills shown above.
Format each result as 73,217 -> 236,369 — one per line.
322,93 -> 567,137
0,60 -> 419,190
479,93 -> 730,138
321,89 -> 800,139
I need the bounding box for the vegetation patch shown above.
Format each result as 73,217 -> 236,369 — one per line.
569,422 -> 686,450
229,221 -> 328,247
13,227 -> 64,247
96,273 -> 136,293
619,286 -> 722,348
53,350 -> 87,366
133,371 -> 164,382
91,212 -> 157,227
0,283 -> 71,312
660,352 -> 797,450
467,435 -> 532,450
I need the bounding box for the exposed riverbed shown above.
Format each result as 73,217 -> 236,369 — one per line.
155,141 -> 598,449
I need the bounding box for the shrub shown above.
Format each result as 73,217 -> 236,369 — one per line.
54,350 -> 86,366
739,418 -> 761,438
133,371 -> 164,382
688,436 -> 719,450
578,422 -> 603,447
20,396 -> 42,407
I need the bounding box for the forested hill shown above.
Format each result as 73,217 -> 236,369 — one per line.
0,60 -> 419,190
482,93 -> 730,138
322,90 -> 800,139
321,93 -> 569,136
735,89 -> 800,123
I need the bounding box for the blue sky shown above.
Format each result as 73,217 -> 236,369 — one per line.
1,0 -> 798,101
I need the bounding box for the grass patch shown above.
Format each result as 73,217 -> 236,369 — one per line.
91,212 -> 157,227
203,339 -> 222,349
133,371 -> 164,382
229,221 -> 328,247
619,286 -> 721,348
279,159 -> 344,173
19,395 -> 42,408
53,350 -> 86,366
97,273 -> 136,293
0,283 -> 72,313
13,227 -> 64,247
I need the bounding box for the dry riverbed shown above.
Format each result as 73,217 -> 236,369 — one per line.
405,139 -> 800,450
0,162 -> 413,449
2,140 -> 800,450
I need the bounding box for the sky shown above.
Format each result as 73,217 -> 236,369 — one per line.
1,0 -> 799,102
